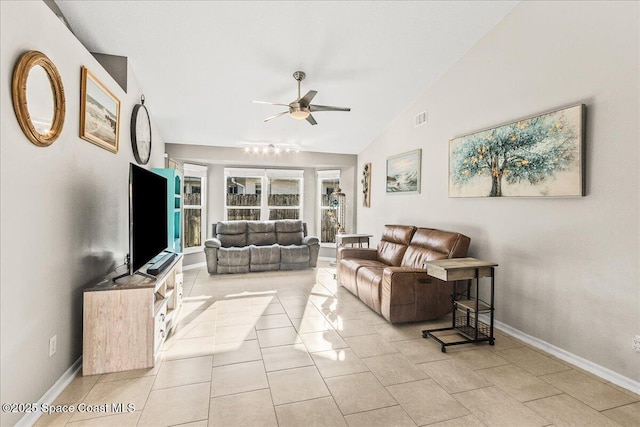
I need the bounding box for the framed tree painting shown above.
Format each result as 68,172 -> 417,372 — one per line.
449,104 -> 585,197
386,149 -> 421,194
80,66 -> 120,153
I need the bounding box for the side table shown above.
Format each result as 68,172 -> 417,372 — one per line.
422,257 -> 498,352
331,233 -> 373,274
335,233 -> 372,249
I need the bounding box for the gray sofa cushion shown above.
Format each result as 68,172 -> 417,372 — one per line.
280,245 -> 310,264
217,221 -> 247,247
276,220 -> 305,245
249,244 -> 280,265
247,221 -> 277,245
217,247 -> 250,266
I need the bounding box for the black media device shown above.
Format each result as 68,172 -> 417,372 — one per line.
129,163 -> 168,276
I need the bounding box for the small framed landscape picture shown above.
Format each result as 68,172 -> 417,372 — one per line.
80,66 -> 120,153
386,149 -> 421,194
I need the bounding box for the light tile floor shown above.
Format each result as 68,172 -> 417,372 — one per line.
36,261 -> 640,426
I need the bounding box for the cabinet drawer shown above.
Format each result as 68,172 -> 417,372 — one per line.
154,300 -> 168,351
175,273 -> 184,306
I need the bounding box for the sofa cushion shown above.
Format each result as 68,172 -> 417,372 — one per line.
377,241 -> 408,267
356,266 -> 384,314
401,228 -> 471,268
247,221 -> 277,245
338,258 -> 388,296
249,244 -> 280,265
217,247 -> 250,266
216,221 -> 247,247
402,246 -> 448,268
376,225 -> 417,266
275,220 -> 305,245
280,245 -> 310,264
382,225 -> 416,245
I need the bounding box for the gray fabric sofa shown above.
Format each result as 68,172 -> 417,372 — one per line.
204,220 -> 320,274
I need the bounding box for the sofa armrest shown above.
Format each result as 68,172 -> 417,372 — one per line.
203,238 -> 221,274
337,247 -> 377,262
302,236 -> 319,246
301,236 -> 320,268
204,238 -> 221,249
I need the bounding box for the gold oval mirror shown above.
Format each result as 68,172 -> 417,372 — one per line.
12,51 -> 66,147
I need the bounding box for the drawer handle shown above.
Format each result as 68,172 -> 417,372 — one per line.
160,313 -> 166,322
418,278 -> 432,284
160,329 -> 165,338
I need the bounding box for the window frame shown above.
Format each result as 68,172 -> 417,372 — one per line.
182,163 -> 207,255
224,168 -> 303,221
317,170 -> 341,247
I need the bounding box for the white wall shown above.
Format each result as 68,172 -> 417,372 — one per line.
358,1 -> 639,383
0,2 -> 166,425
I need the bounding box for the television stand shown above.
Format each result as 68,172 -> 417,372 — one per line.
83,253 -> 183,375
148,252 -> 177,275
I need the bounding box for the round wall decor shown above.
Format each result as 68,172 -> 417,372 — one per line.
131,95 -> 152,164
12,50 -> 66,147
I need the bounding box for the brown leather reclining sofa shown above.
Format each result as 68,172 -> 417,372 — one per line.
337,225 -> 471,323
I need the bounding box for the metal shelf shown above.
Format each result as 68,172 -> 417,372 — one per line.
455,315 -> 491,341
455,298 -> 492,313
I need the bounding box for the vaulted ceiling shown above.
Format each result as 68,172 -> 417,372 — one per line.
57,1 -> 517,154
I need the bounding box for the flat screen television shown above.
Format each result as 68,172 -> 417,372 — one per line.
129,163 -> 168,275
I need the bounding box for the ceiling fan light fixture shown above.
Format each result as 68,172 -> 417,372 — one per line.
290,107 -> 310,120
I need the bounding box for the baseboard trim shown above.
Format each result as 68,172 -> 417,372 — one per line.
183,261 -> 206,271
485,316 -> 640,395
17,357 -> 83,427
318,256 -> 335,261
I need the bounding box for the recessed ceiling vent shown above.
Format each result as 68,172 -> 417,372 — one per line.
415,111 -> 427,128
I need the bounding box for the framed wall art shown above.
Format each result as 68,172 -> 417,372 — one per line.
361,163 -> 371,207
449,104 -> 585,198
80,66 -> 120,153
386,149 -> 421,194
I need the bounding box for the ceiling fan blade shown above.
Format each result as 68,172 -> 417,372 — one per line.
299,90 -> 317,105
264,111 -> 289,122
309,104 -> 351,112
252,100 -> 289,107
306,114 -> 318,125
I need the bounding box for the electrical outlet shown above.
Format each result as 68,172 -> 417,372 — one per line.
49,335 -> 57,357
633,335 -> 640,353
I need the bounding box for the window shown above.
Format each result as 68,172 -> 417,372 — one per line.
317,170 -> 340,245
267,169 -> 302,220
224,168 -> 303,221
226,173 -> 262,221
183,164 -> 207,253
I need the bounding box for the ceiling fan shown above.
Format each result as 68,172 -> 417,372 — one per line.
252,71 -> 351,126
